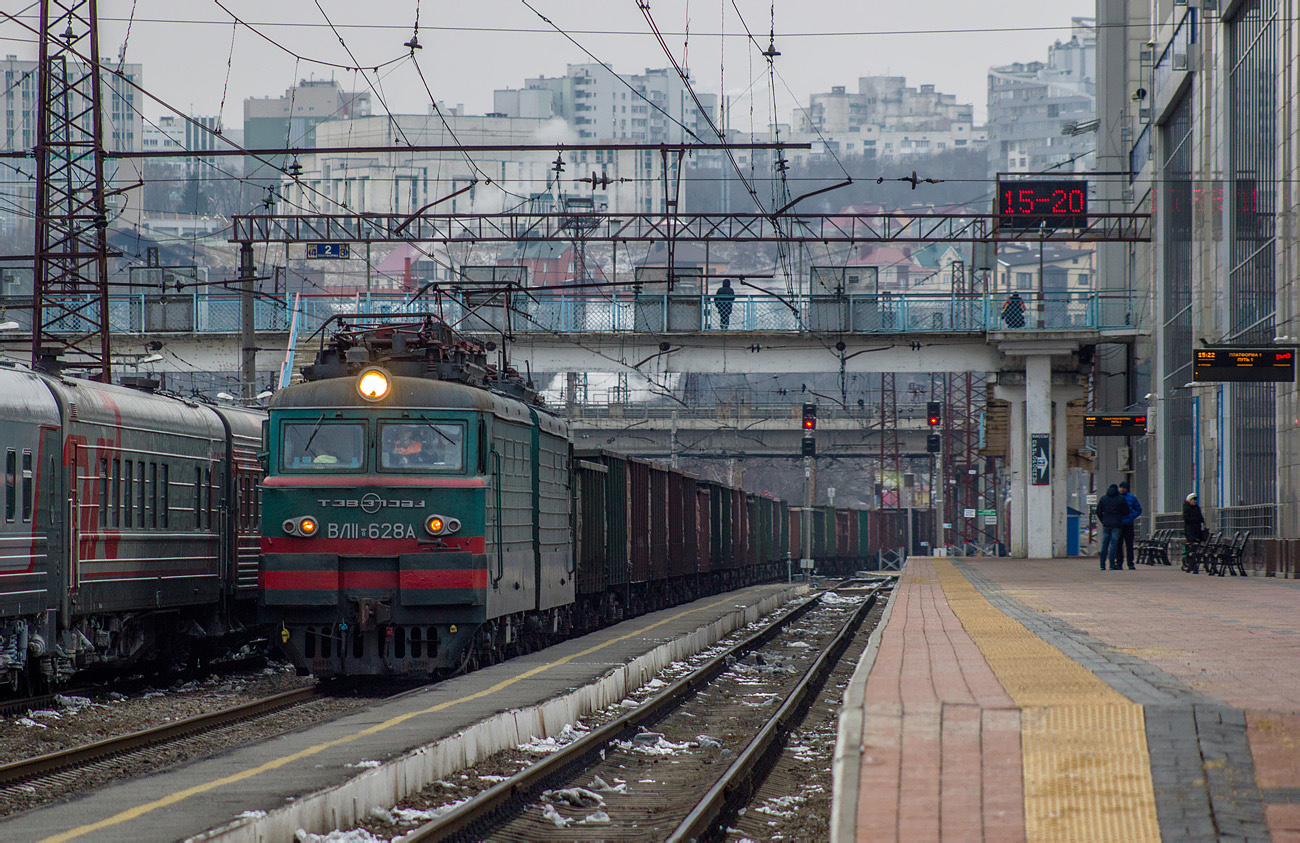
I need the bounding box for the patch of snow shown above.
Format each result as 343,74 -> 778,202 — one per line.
540,803 -> 571,828
16,717 -> 46,728
55,694 -> 93,710
544,787 -> 603,809
236,810 -> 267,819
478,774 -> 509,783
517,723 -> 587,755
589,775 -> 626,794
618,698 -> 640,709
614,735 -> 691,755
345,760 -> 382,769
695,735 -> 721,748
28,709 -> 61,720
579,810 -> 611,824
293,829 -> 386,843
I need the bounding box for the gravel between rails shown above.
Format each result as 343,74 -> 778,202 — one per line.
0,666 -> 375,818
323,590 -> 887,843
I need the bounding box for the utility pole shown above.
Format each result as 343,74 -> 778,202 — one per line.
239,242 -> 256,400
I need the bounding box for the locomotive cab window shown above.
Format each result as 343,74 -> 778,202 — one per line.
380,422 -> 464,471
281,421 -> 365,470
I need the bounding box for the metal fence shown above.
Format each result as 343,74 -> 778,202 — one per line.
19,290 -> 1136,337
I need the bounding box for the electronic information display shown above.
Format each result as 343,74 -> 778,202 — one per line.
1084,414 -> 1147,436
996,179 -> 1089,230
1193,348 -> 1295,383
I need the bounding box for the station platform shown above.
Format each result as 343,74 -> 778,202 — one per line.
0,582 -> 802,843
834,557 -> 1300,842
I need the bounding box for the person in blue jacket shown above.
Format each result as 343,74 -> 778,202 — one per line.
1118,480 -> 1142,569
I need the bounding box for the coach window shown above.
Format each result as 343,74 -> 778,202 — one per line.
160,464 -> 169,528
123,461 -> 133,529
98,458 -> 108,525
22,451 -> 32,523
4,449 -> 14,523
194,467 -> 202,529
281,421 -> 364,471
112,458 -> 122,528
149,463 -> 158,528
137,461 -> 145,528
379,422 -> 464,471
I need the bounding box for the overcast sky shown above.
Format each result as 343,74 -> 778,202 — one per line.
4,1 -> 1094,130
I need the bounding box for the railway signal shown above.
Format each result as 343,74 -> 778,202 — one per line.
927,401 -> 941,427
802,403 -> 817,430
802,436 -> 816,458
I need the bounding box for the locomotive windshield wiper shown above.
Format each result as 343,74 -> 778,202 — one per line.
300,413 -> 328,459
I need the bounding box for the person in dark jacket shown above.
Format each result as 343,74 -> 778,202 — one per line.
1118,480 -> 1142,569
1183,492 -> 1206,543
1096,484 -> 1130,571
714,279 -> 737,329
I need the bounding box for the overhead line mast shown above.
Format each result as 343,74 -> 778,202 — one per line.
33,0 -> 112,380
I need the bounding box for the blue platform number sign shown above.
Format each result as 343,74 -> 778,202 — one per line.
306,243 -> 351,259
1030,433 -> 1050,486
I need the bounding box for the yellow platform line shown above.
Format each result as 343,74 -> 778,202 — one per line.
932,560 -> 1160,842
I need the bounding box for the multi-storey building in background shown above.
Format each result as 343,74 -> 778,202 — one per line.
787,76 -> 984,162
280,111 -> 680,221
242,78 -> 371,183
493,63 -> 717,144
987,18 -> 1096,174
0,53 -> 144,231
1094,0 -> 1293,538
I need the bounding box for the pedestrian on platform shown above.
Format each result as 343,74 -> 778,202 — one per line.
1000,292 -> 1026,328
1183,492 -> 1206,544
1096,483 -> 1130,570
1118,480 -> 1142,569
714,278 -> 736,330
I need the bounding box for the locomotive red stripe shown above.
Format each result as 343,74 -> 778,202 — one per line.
262,476 -> 487,488
259,569 -> 487,590
260,536 -> 486,554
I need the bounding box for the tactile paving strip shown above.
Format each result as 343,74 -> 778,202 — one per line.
932,559 -> 1161,842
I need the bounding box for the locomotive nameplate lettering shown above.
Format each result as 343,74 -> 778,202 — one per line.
318,492 -> 426,514
326,522 -> 419,539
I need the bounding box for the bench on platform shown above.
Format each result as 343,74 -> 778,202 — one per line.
1137,529 -> 1174,566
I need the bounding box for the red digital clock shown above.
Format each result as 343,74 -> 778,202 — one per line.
996,178 -> 1089,230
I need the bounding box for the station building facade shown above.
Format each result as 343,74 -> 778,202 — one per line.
1095,0 -> 1297,538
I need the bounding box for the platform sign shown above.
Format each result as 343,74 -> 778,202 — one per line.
1193,348 -> 1295,382
1084,414 -> 1148,436
963,508 -> 976,518
1030,433 -> 1050,485
996,178 -> 1088,230
306,243 -> 351,259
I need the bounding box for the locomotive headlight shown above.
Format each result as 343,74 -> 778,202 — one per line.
284,516 -> 320,537
357,367 -> 391,402
424,514 -> 460,536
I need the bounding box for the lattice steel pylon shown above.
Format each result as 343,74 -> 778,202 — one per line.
32,0 -> 112,381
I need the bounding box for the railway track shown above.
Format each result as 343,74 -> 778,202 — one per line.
0,685 -> 318,789
393,584 -> 885,842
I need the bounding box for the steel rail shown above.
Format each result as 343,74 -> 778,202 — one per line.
0,685 -> 318,787
667,585 -> 884,842
397,586 -> 881,842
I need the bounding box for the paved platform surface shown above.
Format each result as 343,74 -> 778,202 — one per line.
0,583 -> 798,843
837,557 -> 1300,842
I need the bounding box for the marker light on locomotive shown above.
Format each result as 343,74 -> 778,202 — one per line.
356,367 -> 391,402
424,514 -> 461,536
283,515 -> 320,537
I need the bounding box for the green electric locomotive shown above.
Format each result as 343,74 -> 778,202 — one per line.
259,322 -> 572,677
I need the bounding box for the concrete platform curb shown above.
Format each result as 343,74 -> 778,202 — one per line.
830,567 -> 902,843
189,585 -> 807,843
